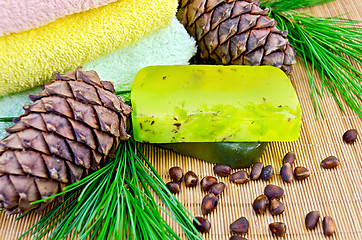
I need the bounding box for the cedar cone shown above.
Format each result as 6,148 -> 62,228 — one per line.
0,67 -> 132,214
177,0 -> 296,73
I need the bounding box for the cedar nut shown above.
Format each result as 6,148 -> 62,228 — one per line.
283,151 -> 296,165
269,198 -> 285,215
280,163 -> 293,183
193,217 -> 211,233
343,129 -> 358,144
184,171 -> 198,187
294,166 -> 310,180
213,164 -> 232,177
321,156 -> 340,169
169,167 -> 183,182
229,236 -> 248,240
264,184 -> 284,199
252,195 -> 269,214
305,211 -> 320,230
323,216 -> 336,236
269,222 -> 286,237
261,165 -> 274,181
166,182 -> 181,194
201,193 -> 218,215
230,217 -> 249,234
209,182 -> 225,196
201,176 -> 218,191
230,170 -> 250,184
250,162 -> 263,180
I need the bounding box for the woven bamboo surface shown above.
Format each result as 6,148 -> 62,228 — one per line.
0,0 -> 361,239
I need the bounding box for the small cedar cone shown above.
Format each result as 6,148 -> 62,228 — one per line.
0,67 -> 132,214
177,0 -> 296,73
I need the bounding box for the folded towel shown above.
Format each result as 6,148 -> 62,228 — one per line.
0,0 -> 117,36
0,0 -> 177,96
83,18 -> 196,93
0,18 -> 196,139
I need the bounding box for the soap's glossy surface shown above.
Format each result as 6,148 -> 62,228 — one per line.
160,142 -> 268,168
131,65 -> 301,143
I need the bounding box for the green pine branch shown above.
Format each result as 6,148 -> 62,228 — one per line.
18,138 -> 202,240
261,0 -> 362,118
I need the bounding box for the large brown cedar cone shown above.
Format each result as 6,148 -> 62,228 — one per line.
177,0 -> 296,73
0,67 -> 132,214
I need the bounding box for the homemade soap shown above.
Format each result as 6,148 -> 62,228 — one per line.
131,65 -> 302,143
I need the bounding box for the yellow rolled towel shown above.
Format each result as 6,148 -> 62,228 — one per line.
0,0 -> 177,96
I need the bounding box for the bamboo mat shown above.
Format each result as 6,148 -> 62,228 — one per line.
1,0 -> 361,239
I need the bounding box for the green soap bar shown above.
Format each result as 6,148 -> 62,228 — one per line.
131,65 -> 302,143
160,142 -> 268,168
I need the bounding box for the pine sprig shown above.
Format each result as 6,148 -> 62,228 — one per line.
262,0 -> 334,12
18,138 -> 202,240
261,0 -> 362,118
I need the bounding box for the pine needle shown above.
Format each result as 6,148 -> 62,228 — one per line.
0,117 -> 15,122
261,0 -> 362,118
18,137 -> 202,240
116,89 -> 131,95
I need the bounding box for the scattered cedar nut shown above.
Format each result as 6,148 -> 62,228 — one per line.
169,167 -> 183,182
264,184 -> 284,199
230,236 -> 248,240
283,151 -> 296,165
280,163 -> 293,183
323,216 -> 336,236
230,217 -> 249,234
201,176 -> 218,191
261,165 -> 274,181
269,222 -> 286,237
305,211 -> 320,230
209,182 -> 226,196
201,193 -> 218,215
269,198 -> 285,215
343,129 -> 358,144
250,162 -> 263,180
193,217 -> 211,233
230,170 -> 250,184
184,171 -> 198,187
294,166 -> 310,180
252,195 -> 269,214
166,182 -> 181,194
213,164 -> 232,177
321,156 -> 340,169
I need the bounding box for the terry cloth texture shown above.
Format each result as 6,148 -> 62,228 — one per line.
0,18 -> 197,139
0,0 -> 117,37
84,18 -> 197,93
0,0 -> 178,96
